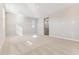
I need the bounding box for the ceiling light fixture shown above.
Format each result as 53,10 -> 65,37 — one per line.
32,35 -> 38,38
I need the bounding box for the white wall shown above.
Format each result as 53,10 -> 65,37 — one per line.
23,17 -> 32,35
6,12 -> 38,36
49,6 -> 79,40
0,4 -> 5,49
6,13 -> 17,36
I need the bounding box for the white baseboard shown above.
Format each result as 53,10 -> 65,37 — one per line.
49,35 -> 79,42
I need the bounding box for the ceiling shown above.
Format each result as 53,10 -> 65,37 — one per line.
5,3 -> 79,18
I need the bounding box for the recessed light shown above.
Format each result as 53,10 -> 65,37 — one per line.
32,35 -> 38,38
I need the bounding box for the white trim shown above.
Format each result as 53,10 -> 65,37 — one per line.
0,4 -> 6,50
49,35 -> 79,42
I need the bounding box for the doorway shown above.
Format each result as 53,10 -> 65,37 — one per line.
44,17 -> 49,35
